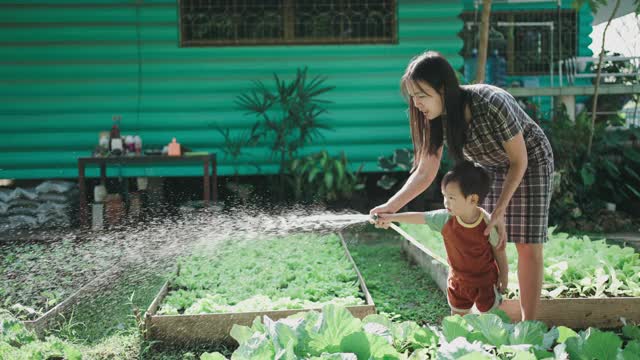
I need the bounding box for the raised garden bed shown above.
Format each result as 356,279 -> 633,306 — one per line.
22,262 -> 124,337
395,224 -> 640,328
0,235 -> 121,333
144,233 -> 375,345
200,303 -> 640,359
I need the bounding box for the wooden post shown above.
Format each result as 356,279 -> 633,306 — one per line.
475,0 -> 493,83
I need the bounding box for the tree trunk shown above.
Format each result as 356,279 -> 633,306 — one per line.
587,0 -> 621,157
475,0 -> 493,83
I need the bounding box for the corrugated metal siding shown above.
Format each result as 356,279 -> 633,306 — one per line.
0,0 -> 463,179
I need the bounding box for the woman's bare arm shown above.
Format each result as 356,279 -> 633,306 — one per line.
383,146 -> 443,213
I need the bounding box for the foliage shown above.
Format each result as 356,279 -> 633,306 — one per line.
288,151 -> 365,203
200,303 -> 640,359
0,238 -> 116,321
376,149 -> 414,190
400,224 -> 640,299
585,51 -> 639,126
573,0 -> 640,156
542,107 -> 640,230
348,242 -> 450,325
215,122 -> 262,174
236,68 -> 335,178
0,311 -> 82,359
159,234 -> 364,315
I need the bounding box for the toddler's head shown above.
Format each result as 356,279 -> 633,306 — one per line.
441,161 -> 491,216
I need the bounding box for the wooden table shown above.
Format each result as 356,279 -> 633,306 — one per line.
77,154 -> 217,226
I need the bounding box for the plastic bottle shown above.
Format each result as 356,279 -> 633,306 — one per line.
168,138 -> 181,156
493,49 -> 507,87
109,124 -> 123,155
124,135 -> 135,154
464,48 -> 478,83
134,135 -> 142,155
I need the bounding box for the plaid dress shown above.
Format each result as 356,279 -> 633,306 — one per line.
445,84 -> 554,244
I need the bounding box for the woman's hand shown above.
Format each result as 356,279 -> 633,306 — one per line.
484,207 -> 507,250
369,203 -> 397,229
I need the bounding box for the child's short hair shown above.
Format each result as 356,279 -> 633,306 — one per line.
442,161 -> 491,203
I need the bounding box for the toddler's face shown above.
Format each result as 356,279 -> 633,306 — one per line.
442,181 -> 476,216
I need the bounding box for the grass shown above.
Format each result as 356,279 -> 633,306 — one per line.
346,231 -> 450,326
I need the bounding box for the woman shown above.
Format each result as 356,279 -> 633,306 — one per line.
371,51 -> 554,321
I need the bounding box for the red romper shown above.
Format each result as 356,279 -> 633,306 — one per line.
424,209 -> 502,313
442,214 -> 501,313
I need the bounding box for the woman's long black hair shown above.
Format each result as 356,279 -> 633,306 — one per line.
401,51 -> 468,171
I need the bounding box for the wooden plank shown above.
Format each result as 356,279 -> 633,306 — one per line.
145,234 -> 376,345
506,83 -> 640,97
399,231 -> 640,328
23,261 -> 123,337
338,232 -> 375,307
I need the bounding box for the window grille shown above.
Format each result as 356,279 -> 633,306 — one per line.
460,9 -> 578,76
179,0 -> 397,47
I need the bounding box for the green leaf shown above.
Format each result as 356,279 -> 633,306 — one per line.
437,337 -> 492,360
308,304 -> 362,355
625,183 -> 640,199
582,328 -> 622,359
621,340 -> 640,360
231,324 -> 255,344
391,321 -> 421,345
553,343 -> 569,359
362,314 -> 394,343
508,321 -> 547,347
231,332 -> 275,360
464,313 -> 510,347
309,354 -> 357,360
556,326 -> 578,343
324,173 -> 334,190
309,168 -> 321,183
411,327 -> 438,349
393,149 -> 414,170
378,156 -> 396,171
408,348 -> 431,359
339,331 -> 400,359
441,315 -> 470,342
63,344 -> 83,360
201,353 -> 228,360
487,308 -> 511,324
580,164 -> 596,187
377,175 -> 398,190
565,328 -> 622,360
623,325 -> 640,341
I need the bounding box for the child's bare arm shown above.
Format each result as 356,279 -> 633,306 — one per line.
377,212 -> 426,224
492,246 -> 509,293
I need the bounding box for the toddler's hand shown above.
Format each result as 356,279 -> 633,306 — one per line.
369,213 -> 392,229
498,273 -> 509,294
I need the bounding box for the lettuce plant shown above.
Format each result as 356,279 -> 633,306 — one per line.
400,225 -> 640,299
159,234 -> 365,315
200,304 -> 640,360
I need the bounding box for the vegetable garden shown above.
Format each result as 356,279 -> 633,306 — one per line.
1,222 -> 640,359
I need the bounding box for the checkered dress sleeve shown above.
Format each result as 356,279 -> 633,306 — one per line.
487,91 -> 525,144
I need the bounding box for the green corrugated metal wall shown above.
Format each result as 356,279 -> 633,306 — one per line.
0,0 -> 464,179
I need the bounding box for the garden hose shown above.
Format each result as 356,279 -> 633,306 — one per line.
370,214 -> 448,266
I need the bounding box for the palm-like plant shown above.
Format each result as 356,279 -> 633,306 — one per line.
236,68 -> 335,196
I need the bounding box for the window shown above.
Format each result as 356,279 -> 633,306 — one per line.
179,0 -> 398,47
460,9 -> 578,75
